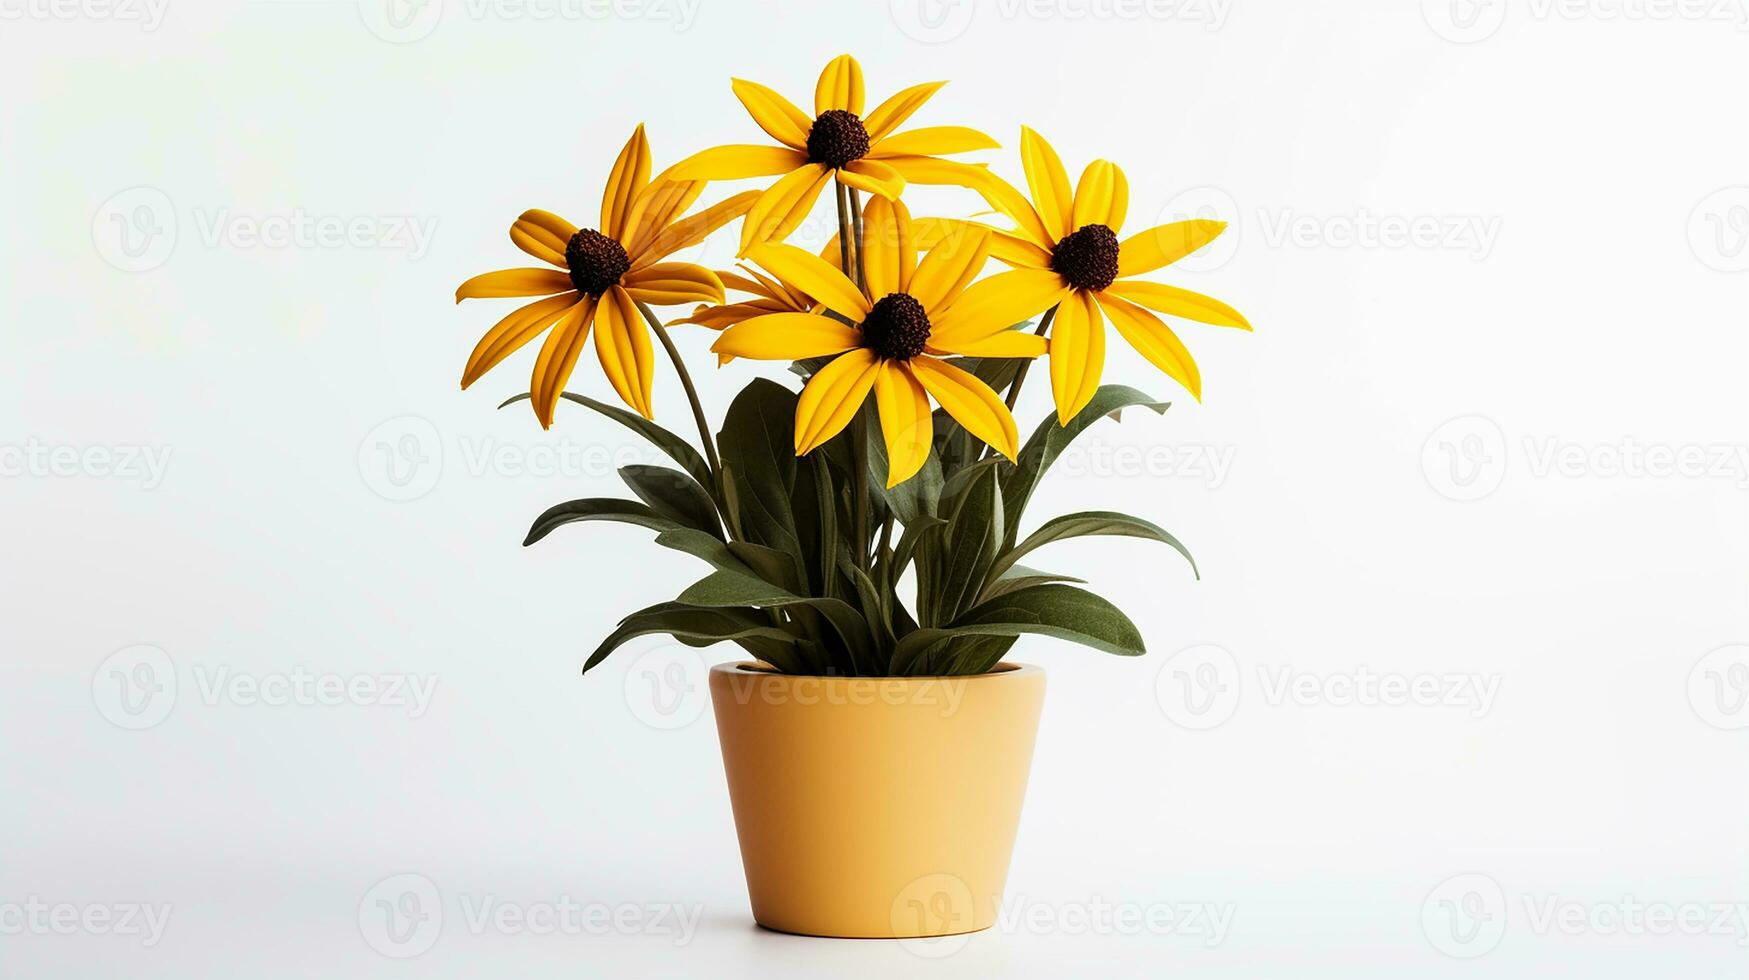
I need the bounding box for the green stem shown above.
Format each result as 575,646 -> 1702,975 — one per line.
634,296 -> 725,485
848,187 -> 867,289
975,304 -> 1060,463
832,177 -> 873,570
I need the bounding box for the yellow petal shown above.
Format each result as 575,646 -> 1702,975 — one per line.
529,297 -> 596,429
814,54 -> 865,116
509,209 -> 576,266
931,267 -> 1068,342
863,81 -> 946,142
1098,291 -> 1202,400
860,195 -> 914,299
963,168 -> 1054,251
718,270 -> 775,298
934,329 -> 1046,360
868,126 -> 998,159
908,224 -> 990,312
1071,159 -> 1121,233
461,292 -> 581,389
456,268 -> 574,302
634,189 -> 761,269
1106,163 -> 1129,233
622,262 -> 725,306
670,144 -> 809,181
990,230 -> 1053,268
622,172 -> 705,257
739,262 -> 812,308
674,298 -> 792,330
838,159 -> 906,200
1019,126 -> 1073,243
795,348 -> 879,454
739,164 -> 832,252
592,286 -> 656,418
1104,280 -> 1250,330
601,125 -> 651,242
1047,289 -> 1105,424
908,356 -> 1019,461
1118,220 -> 1227,277
712,312 -> 862,360
880,155 -> 991,191
875,361 -> 933,487
732,78 -> 812,150
744,243 -> 869,321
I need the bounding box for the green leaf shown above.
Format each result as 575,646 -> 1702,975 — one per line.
523,497 -> 753,578
920,463 -> 1004,627
892,584 -> 1146,673
1003,385 -> 1170,546
584,601 -> 799,674
866,426 -> 943,524
619,465 -> 722,540
717,379 -> 805,576
991,511 -> 1197,584
499,391 -> 712,491
677,570 -> 880,675
977,564 -> 1088,603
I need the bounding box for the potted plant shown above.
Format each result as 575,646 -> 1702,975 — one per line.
453,54 -> 1249,940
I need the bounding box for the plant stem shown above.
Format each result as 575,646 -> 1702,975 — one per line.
832,177 -> 873,570
1003,303 -> 1059,411
835,180 -> 855,277
634,296 -> 724,482
848,187 -> 867,289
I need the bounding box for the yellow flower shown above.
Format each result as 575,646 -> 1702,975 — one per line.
941,127 -> 1252,423
669,54 -> 997,254
710,198 -> 1045,488
455,125 -> 758,427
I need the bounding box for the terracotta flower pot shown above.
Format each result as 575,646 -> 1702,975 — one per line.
709,662 -> 1046,938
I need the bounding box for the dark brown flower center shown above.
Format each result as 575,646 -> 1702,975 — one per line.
1050,223 -> 1120,292
564,228 -> 629,297
807,109 -> 870,169
861,292 -> 930,361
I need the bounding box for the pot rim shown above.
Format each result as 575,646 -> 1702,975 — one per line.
710,661 -> 1042,683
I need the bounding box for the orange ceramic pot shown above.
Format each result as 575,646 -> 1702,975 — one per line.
709,662 -> 1046,938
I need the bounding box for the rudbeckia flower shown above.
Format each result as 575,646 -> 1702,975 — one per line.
944,127 -> 1252,423
670,54 -> 997,253
710,199 -> 1045,487
456,125 -> 758,427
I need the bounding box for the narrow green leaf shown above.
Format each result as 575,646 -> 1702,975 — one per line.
584,601 -> 798,674
977,564 -> 1088,603
499,391 -> 712,491
923,464 -> 1004,626
619,464 -> 722,540
1003,385 -> 1170,546
991,511 -> 1197,583
677,570 -> 880,675
892,584 -> 1147,673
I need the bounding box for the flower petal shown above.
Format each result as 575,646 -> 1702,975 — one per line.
1098,291 -> 1201,400
592,286 -> 656,418
509,209 -> 576,266
1046,289 -> 1105,424
1118,220 -> 1227,277
838,159 -> 906,200
862,81 -> 946,142
860,195 -> 914,299
712,312 -> 862,360
908,356 -> 1019,460
1071,159 -> 1122,233
1104,280 -> 1250,330
868,126 -> 998,159
674,298 -> 792,330
875,361 -> 933,487
795,347 -> 879,454
528,297 -> 596,429
964,168 -> 1054,249
634,189 -> 761,269
622,171 -> 705,257
622,262 -> 725,306
744,243 -> 869,321
456,268 -> 574,302
879,155 -> 991,191
670,144 -> 809,181
461,292 -> 581,389
814,54 -> 865,116
909,224 -> 990,312
931,267 -> 1068,342
732,78 -> 812,149
933,329 -> 1046,360
1020,126 -> 1073,242
601,125 -> 651,242
739,163 -> 832,252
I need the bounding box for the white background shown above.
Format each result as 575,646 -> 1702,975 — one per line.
3,0 -> 1747,976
